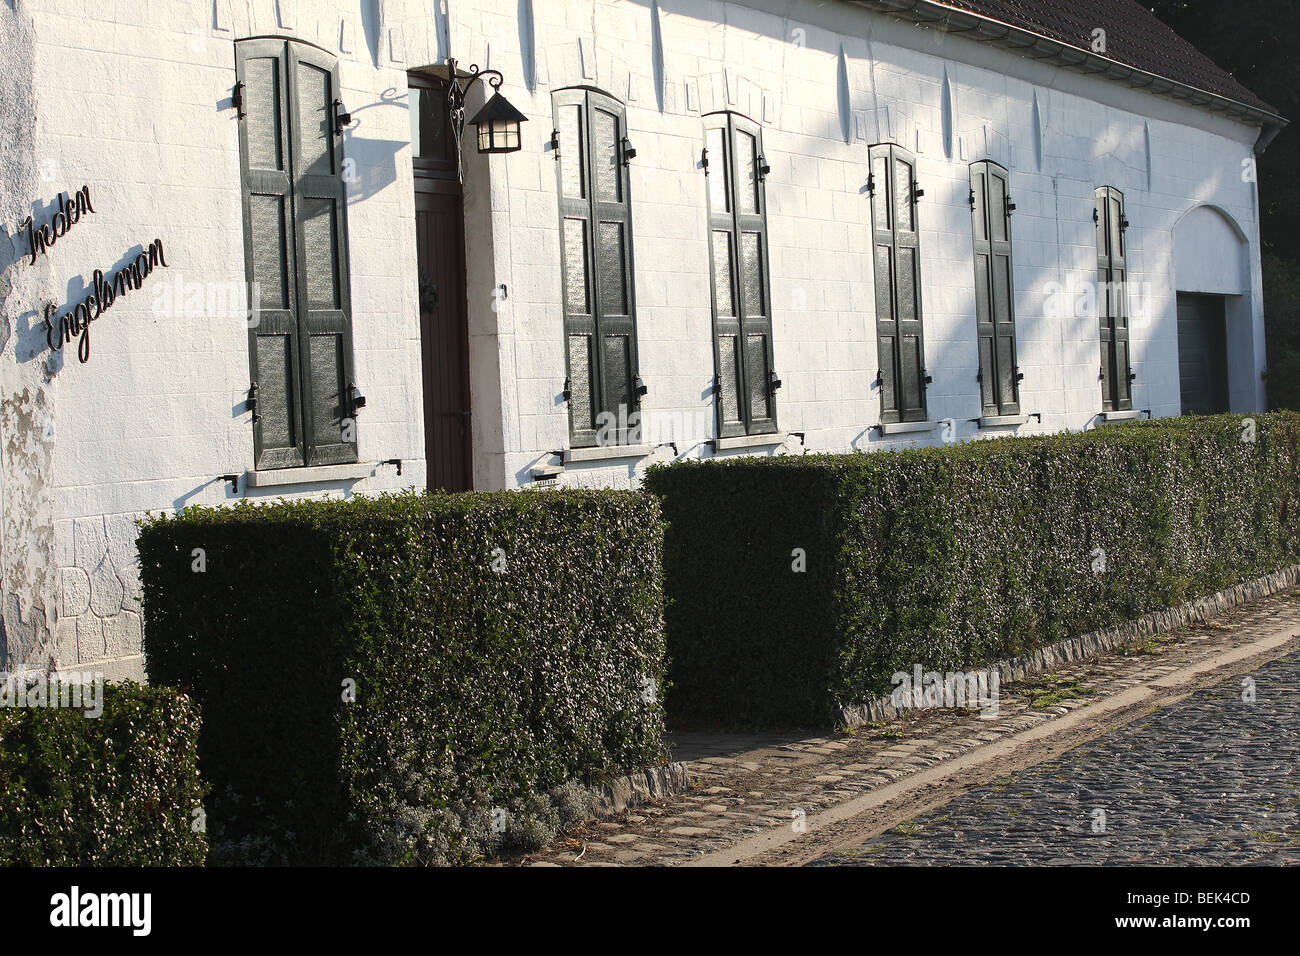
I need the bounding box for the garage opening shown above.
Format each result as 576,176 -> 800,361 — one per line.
1176,293 -> 1230,415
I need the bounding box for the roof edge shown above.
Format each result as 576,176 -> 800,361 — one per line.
849,0 -> 1288,138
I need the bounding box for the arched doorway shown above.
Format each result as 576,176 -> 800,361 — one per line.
1172,205 -> 1255,414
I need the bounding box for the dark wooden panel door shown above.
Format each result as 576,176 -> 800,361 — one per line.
1177,293 -> 1229,416
415,184 -> 472,491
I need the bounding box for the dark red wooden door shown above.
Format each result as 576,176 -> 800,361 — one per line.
415,183 -> 472,491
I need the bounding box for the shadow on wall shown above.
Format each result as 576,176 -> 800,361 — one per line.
339,88 -> 408,203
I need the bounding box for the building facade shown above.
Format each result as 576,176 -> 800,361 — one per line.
0,0 -> 1284,680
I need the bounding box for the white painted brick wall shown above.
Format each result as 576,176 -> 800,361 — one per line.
0,0 -> 1272,678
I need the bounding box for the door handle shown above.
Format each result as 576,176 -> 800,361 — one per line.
419,276 -> 439,310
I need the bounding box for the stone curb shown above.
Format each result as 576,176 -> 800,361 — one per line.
840,564 -> 1300,726
588,761 -> 697,816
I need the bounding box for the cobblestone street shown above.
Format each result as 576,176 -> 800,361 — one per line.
819,649 -> 1300,866
523,584 -> 1300,866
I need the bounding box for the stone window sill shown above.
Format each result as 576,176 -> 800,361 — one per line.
563,444 -> 652,464
879,420 -> 936,435
244,463 -> 372,488
712,433 -> 786,451
978,414 -> 1029,428
1101,409 -> 1145,422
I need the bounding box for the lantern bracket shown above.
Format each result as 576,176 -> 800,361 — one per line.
447,58 -> 525,181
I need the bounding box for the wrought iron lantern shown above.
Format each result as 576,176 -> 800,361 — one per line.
446,58 -> 528,180
470,91 -> 528,154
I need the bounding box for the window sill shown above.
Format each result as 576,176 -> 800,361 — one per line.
878,420 -> 936,435
530,464 -> 564,481
978,414 -> 1029,428
562,444 -> 652,464
244,463 -> 372,488
1100,409 -> 1145,422
712,433 -> 786,451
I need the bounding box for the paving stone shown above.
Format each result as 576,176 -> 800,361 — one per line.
820,648 -> 1300,866
520,586 -> 1300,867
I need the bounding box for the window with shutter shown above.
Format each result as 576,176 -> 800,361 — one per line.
553,89 -> 641,448
970,161 -> 1021,416
704,112 -> 778,438
869,143 -> 928,424
1095,185 -> 1133,411
235,38 -> 359,469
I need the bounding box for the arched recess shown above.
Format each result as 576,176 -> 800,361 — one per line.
1173,204 -> 1249,295
1171,204 -> 1258,414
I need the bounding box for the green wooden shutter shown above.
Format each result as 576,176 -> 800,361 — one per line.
554,90 -> 641,447
970,161 -> 1020,415
287,43 -> 357,465
588,92 -> 639,443
706,112 -> 777,438
1096,186 -> 1132,411
237,39 -> 304,469
705,117 -> 743,438
870,143 -> 927,424
237,39 -> 358,469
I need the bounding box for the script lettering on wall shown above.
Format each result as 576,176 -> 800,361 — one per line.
22,186 -> 95,265
43,240 -> 169,364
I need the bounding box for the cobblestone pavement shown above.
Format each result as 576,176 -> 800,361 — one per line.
818,649 -> 1300,866
522,587 -> 1300,867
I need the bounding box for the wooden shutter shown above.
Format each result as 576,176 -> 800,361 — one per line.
288,43 -> 357,465
870,143 -> 927,424
237,39 -> 357,469
1096,186 -> 1132,411
970,161 -> 1020,415
237,39 -> 303,469
706,112 -> 777,438
554,89 -> 640,447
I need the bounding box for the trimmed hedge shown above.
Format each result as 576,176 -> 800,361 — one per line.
137,489 -> 667,865
645,412 -> 1300,728
0,681 -> 207,865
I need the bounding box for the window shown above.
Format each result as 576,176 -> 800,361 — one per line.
408,73 -> 456,177
1095,186 -> 1133,411
869,143 -> 928,424
704,111 -> 778,438
553,88 -> 641,447
970,161 -> 1021,416
235,38 -> 359,469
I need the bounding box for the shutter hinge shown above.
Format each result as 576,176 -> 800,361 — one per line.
866,172 -> 875,197
922,369 -> 933,387
769,371 -> 782,392
332,99 -> 352,137
347,382 -> 366,414
550,128 -> 560,160
911,180 -> 925,203
874,369 -> 884,389
757,154 -> 771,181
976,369 -> 983,384
562,377 -> 572,403
1121,215 -> 1130,231
1016,368 -> 1025,383
1093,208 -> 1100,225
968,188 -> 976,208
621,136 -> 637,167
247,381 -> 259,423
1005,194 -> 1017,216
700,146 -> 709,173
232,81 -> 245,119
1129,371 -> 1137,382
1099,364 -> 1105,381
634,375 -> 648,397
